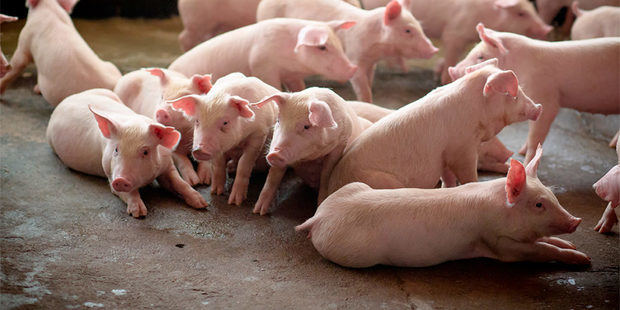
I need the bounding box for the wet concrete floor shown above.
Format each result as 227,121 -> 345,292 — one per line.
1,17 -> 618,309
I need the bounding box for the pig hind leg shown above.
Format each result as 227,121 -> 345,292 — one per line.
0,42 -> 32,94
594,202 -> 619,233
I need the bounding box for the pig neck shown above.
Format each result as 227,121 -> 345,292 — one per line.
339,10 -> 394,62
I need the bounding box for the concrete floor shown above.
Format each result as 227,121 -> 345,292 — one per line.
1,18 -> 619,309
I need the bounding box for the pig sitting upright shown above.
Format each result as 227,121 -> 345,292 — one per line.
168,18 -> 358,92
249,87 -> 372,215
571,2 -> 620,39
327,60 -> 542,195
46,89 -> 208,218
257,0 -> 437,102
449,24 -> 620,163
114,68 -> 213,186
593,141 -> 620,233
0,0 -> 121,106
169,73 -> 279,206
298,146 -> 590,268
0,14 -> 18,78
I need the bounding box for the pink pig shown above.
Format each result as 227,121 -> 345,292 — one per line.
571,2 -> 620,39
257,0 -> 437,102
113,68 -> 213,186
169,18 -> 358,92
298,146 -> 589,268
0,14 -> 18,78
449,24 -> 620,163
327,61 -> 542,195
0,0 -> 121,106
249,87 -> 372,215
536,0 -> 619,26
46,89 -> 208,218
169,73 -> 280,205
593,141 -> 620,233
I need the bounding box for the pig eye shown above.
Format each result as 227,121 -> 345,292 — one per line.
143,149 -> 149,156
405,29 -> 411,34
477,55 -> 484,61
114,147 -> 118,155
518,12 -> 525,17
195,119 -> 200,126
303,125 -> 311,130
317,45 -> 327,51
223,121 -> 229,126
535,202 -> 543,208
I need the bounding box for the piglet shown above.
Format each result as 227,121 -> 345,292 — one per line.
571,2 -> 620,40
46,89 -> 208,218
250,87 -> 372,215
114,68 -> 213,186
169,18 -> 358,92
449,24 -> 620,163
0,0 -> 121,106
0,14 -> 18,78
536,0 -> 619,26
299,146 -> 589,268
593,141 -> 620,233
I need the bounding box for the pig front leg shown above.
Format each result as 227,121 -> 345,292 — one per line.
594,202 -> 619,233
254,166 -> 287,215
115,189 -> 148,218
172,151 -> 200,186
438,34 -> 469,84
211,153 -> 227,195
317,144 -> 346,204
521,101 -> 560,164
450,151 -> 479,185
609,130 -> 619,148
157,164 -> 208,209
282,78 -> 306,92
441,168 -> 457,188
495,239 -> 591,265
197,161 -> 212,185
0,42 -> 32,94
350,63 -> 374,103
228,133 -> 267,206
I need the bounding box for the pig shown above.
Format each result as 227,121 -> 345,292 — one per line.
0,14 -> 18,78
256,0 -> 438,102
298,146 -> 589,268
249,87 -> 372,215
169,73 -> 279,205
46,89 -> 208,218
169,18 -> 358,92
571,2 -> 620,39
0,0 -> 122,106
113,68 -> 214,186
327,60 -> 542,195
449,24 -> 620,163
536,0 -> 619,25
593,140 -> 620,233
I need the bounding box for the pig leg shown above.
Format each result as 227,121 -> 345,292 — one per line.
254,166 -> 287,215
197,161 -> 212,185
450,152 -> 479,184
609,130 -> 619,148
283,78 -> 306,92
523,100 -> 560,164
441,168 -> 458,188
250,62 -> 284,91
0,42 -> 32,94
172,152 -> 200,186
594,202 -> 619,233
157,164 -> 208,209
228,134 -> 267,205
536,237 -> 576,250
317,144 -> 346,204
33,84 -> 41,94
350,64 -> 374,103
211,153 -> 227,195
495,239 -> 590,265
439,35 -> 469,84
115,189 -> 147,218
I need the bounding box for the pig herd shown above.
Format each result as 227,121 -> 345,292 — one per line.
0,0 -> 618,269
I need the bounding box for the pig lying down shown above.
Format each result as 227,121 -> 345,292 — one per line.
298,146 -> 590,268
46,89 -> 208,218
593,141 -> 620,233
0,14 -> 18,78
571,2 -> 620,39
0,0 -> 121,106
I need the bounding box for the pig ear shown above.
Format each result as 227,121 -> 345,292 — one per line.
295,26 -> 329,53
229,95 -> 255,119
465,58 -> 499,74
525,144 -> 544,177
308,100 -> 338,129
505,159 -> 527,206
483,70 -> 519,98
476,23 -> 507,54
149,124 -> 181,150
384,0 -> 402,25
251,93 -> 290,109
572,1 -> 584,17
327,20 -> 356,31
494,0 -> 519,8
168,94 -> 200,118
88,105 -> 119,139
146,68 -> 167,83
191,74 -> 212,94
57,0 -> 79,13
26,0 -> 40,8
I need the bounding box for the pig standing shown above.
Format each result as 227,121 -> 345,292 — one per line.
46,89 -> 208,218
257,0 -> 438,102
169,18 -> 358,92
449,24 -> 620,163
571,2 -> 620,39
250,87 -> 372,215
327,61 -> 542,195
0,0 -> 122,106
169,73 -> 279,205
298,146 -> 590,268
593,141 -> 620,233
114,68 -> 213,186
0,14 -> 18,78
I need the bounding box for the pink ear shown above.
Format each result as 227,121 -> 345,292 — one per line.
169,95 -> 200,117
505,159 -> 527,205
146,68 -> 166,82
251,93 -> 289,109
476,23 -> 507,54
308,100 -> 338,128
192,74 -> 212,94
27,0 -> 40,8
483,70 -> 519,97
465,58 -> 499,74
229,96 -> 255,119
525,144 -> 544,177
494,0 -> 519,8
149,124 -> 181,150
384,0 -> 402,25
57,0 -> 79,13
295,26 -> 329,52
88,105 -> 118,139
327,20 -> 356,30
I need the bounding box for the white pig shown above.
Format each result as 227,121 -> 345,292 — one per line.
46,89 -> 208,218
298,146 -> 590,268
169,73 -> 279,205
0,0 -> 122,106
0,14 -> 18,78
249,87 -> 372,215
114,68 -> 213,186
449,24 -> 620,163
169,18 -> 358,92
593,140 -> 620,233
327,60 -> 542,195
571,2 -> 620,39
256,0 -> 438,102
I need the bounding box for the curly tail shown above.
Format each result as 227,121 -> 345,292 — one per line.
295,216 -> 319,239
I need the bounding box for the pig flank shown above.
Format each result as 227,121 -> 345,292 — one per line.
571,4 -> 620,40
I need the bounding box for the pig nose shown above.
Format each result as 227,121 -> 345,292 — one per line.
568,217 -> 582,233
112,177 -> 132,192
448,67 -> 458,81
527,104 -> 543,121
266,152 -> 287,168
155,109 -> 171,124
192,147 -> 212,161
347,65 -> 358,78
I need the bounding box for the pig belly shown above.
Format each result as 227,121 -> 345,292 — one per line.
292,158 -> 324,188
48,124 -> 105,177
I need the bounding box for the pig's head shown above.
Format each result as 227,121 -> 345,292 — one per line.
89,105 -> 180,193
499,145 -> 582,241
251,88 -> 345,168
535,0 -> 567,24
294,21 -> 358,82
379,0 -> 438,59
169,93 -> 255,161
492,0 -> 552,39
26,0 -> 79,13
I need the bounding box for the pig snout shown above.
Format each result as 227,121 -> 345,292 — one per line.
567,217 -> 582,233
192,147 -> 212,161
530,24 -> 553,40
112,177 -> 133,192
448,66 -> 460,81
526,103 -> 543,121
266,149 -> 288,168
344,65 -> 358,80
420,40 -> 439,59
155,109 -> 171,125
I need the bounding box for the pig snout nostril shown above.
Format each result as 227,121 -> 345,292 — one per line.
192,148 -> 211,161
266,153 -> 287,168
569,218 -> 582,233
112,178 -> 132,192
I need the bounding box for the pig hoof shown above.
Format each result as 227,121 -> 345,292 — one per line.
181,170 -> 200,187
227,188 -> 247,206
518,144 -> 527,155
211,183 -> 225,196
594,208 -> 618,234
186,191 -> 208,209
197,167 -> 212,186
127,201 -> 147,218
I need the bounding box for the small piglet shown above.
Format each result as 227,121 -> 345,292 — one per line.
250,87 -> 372,215
449,24 -> 620,163
327,60 -> 541,195
0,14 -> 18,78
170,73 -> 279,205
571,2 -> 620,39
536,0 -> 619,26
0,0 -> 121,106
593,141 -> 620,233
114,68 -> 213,186
298,146 -> 590,268
46,89 -> 208,218
257,0 -> 437,102
169,18 -> 358,91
